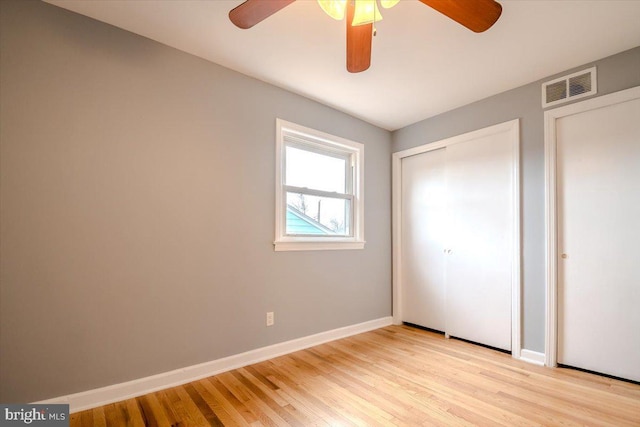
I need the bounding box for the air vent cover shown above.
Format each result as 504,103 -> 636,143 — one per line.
542,67 -> 597,108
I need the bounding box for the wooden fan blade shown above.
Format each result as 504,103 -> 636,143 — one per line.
346,0 -> 372,73
229,0 -> 295,29
418,0 -> 502,33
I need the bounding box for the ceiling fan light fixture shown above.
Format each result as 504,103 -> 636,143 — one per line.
380,0 -> 400,9
317,0 -> 347,20
352,0 -> 383,26
229,0 -> 503,73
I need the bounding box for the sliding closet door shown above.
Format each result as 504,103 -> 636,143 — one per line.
396,120 -> 518,350
557,94 -> 640,381
445,133 -> 514,351
400,148 -> 447,331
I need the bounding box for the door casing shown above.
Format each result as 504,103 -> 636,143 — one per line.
392,119 -> 521,358
544,85 -> 640,368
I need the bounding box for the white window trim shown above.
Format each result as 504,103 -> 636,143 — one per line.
274,119 -> 365,251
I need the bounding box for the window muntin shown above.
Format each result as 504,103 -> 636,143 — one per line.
275,119 -> 364,251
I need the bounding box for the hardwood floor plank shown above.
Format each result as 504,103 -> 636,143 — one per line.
208,376 -> 259,425
155,389 -> 182,427
191,380 -> 240,426
172,384 -> 219,426
182,382 -> 226,426
121,398 -> 146,427
309,345 -> 526,427
92,406 -> 106,427
69,412 -> 82,427
103,403 -> 122,427
236,367 -> 312,425
479,369 -> 639,424
218,371 -> 289,426
200,377 -> 253,426
340,336 -> 584,424
71,325 -> 640,426
137,393 -> 172,427
80,408 -> 94,426
259,361 -> 350,425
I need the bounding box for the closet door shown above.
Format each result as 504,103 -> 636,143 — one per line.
400,148 -> 447,331
445,133 -> 514,351
396,120 -> 518,351
557,94 -> 640,381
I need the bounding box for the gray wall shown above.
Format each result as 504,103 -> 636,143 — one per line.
0,1 -> 392,402
393,46 -> 640,352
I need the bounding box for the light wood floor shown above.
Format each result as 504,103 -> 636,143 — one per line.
71,325 -> 640,426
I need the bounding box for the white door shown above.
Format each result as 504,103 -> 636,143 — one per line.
397,120 -> 518,352
557,94 -> 640,381
445,134 -> 514,351
400,148 -> 447,331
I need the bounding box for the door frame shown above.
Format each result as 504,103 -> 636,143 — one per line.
543,85 -> 640,367
392,119 -> 521,357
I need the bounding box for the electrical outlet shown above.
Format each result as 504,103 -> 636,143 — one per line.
266,311 -> 274,327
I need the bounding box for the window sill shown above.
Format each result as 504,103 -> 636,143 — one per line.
273,240 -> 366,252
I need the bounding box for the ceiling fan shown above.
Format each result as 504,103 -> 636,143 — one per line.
229,0 -> 502,73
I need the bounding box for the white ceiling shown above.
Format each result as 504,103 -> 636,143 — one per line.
45,0 -> 640,131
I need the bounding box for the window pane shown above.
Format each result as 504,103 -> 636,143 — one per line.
286,192 -> 351,236
286,146 -> 347,193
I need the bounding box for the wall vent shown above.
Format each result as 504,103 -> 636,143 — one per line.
542,67 -> 597,108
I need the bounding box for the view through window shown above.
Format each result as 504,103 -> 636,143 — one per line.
285,145 -> 351,236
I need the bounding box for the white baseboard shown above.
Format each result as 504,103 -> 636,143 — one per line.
520,349 -> 545,366
36,316 -> 392,413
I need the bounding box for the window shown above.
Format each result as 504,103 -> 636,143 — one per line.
275,119 -> 365,251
